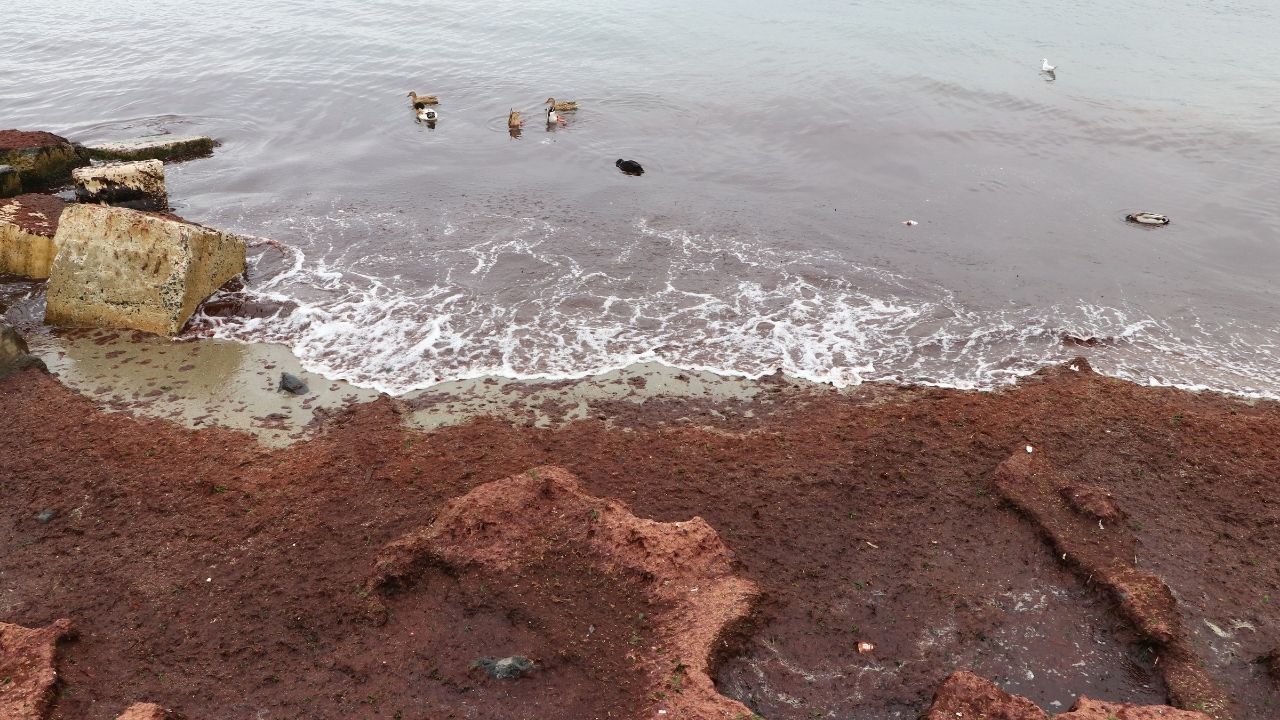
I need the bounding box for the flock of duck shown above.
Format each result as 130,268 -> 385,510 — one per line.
406,91 -> 645,175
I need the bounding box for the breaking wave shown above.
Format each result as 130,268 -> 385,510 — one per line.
190,212 -> 1280,399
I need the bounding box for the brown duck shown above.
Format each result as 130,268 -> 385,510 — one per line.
545,97 -> 578,112
407,92 -> 439,109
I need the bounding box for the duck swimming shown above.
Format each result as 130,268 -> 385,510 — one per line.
545,97 -> 578,112
1126,212 -> 1170,226
508,109 -> 524,129
417,107 -> 438,123
615,159 -> 644,176
546,106 -> 566,126
407,92 -> 439,108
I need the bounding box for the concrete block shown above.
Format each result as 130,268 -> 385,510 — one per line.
73,160 -> 167,210
85,135 -> 215,162
45,204 -> 246,337
0,165 -> 19,198
0,129 -> 88,191
0,194 -> 66,279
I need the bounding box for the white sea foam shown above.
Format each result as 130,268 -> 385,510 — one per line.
191,214 -> 1280,399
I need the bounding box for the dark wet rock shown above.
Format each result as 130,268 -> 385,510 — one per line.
35,509 -> 55,524
0,164 -> 19,198
1,322 -> 48,380
1061,334 -> 1115,348
472,655 -> 534,680
0,129 -> 89,192
278,372 -> 309,395
1064,356 -> 1095,373
1260,648 -> 1280,685
200,295 -> 299,320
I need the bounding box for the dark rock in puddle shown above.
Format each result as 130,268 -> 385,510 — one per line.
1,321 -> 48,379
472,655 -> 534,680
1061,333 -> 1116,347
35,509 -> 55,524
278,372 -> 309,395
200,295 -> 298,320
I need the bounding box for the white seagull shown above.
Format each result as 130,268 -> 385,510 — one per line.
1041,58 -> 1056,75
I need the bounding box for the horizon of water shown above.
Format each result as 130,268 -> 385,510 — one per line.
3,0 -> 1280,397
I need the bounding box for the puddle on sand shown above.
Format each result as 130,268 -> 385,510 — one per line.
716,530 -> 1167,718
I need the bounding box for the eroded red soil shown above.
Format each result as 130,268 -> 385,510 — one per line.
2,359 -> 1279,719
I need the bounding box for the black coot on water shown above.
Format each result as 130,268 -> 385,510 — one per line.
616,159 -> 644,176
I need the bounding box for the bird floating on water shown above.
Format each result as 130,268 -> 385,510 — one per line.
1041,58 -> 1056,78
1126,212 -> 1170,226
508,109 -> 524,129
417,107 -> 438,123
546,97 -> 579,112
407,92 -> 439,108
616,159 -> 644,176
546,106 -> 566,126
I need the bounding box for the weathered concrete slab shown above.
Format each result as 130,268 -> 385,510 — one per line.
85,135 -> 215,162
45,204 -> 246,336
73,160 -> 167,210
0,193 -> 66,278
0,164 -> 20,197
0,129 -> 88,191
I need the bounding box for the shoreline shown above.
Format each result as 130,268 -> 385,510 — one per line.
3,333 -> 1278,718
11,324 -> 1273,447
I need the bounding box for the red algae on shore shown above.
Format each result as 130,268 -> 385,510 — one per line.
0,619 -> 75,720
366,466 -> 758,718
922,671 -> 1214,720
2,357 -> 1280,718
994,451 -> 1233,718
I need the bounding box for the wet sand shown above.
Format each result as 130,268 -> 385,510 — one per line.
3,342 -> 1279,719
27,328 -> 815,446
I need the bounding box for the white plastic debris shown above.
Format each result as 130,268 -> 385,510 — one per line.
1026,445 -> 1034,453
857,641 -> 875,654
902,220 -> 919,226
